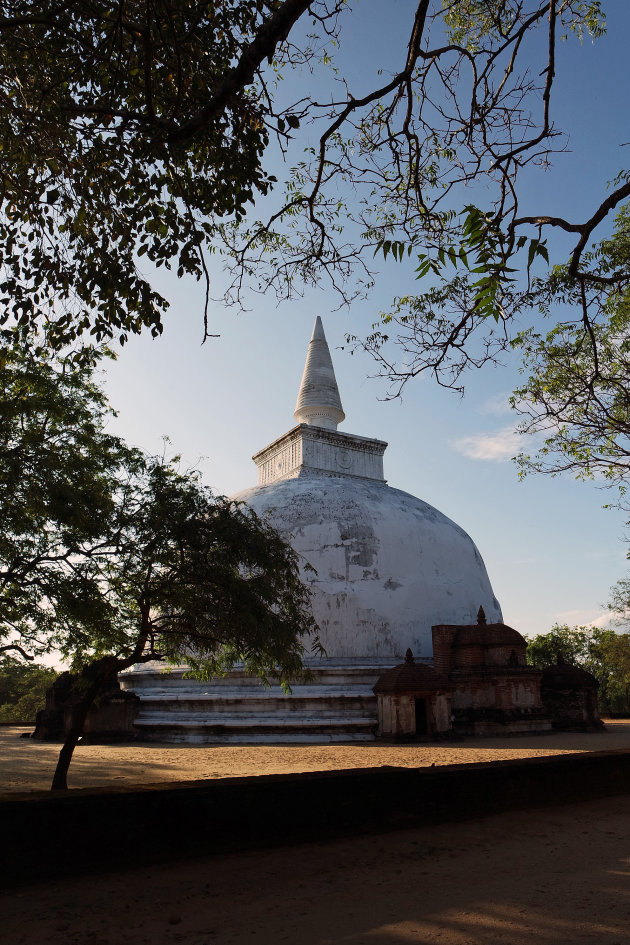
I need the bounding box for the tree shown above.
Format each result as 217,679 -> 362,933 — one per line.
600,580 -> 630,711
0,343 -> 139,660
510,202 -> 630,506
1,346 -> 320,789
49,454 -> 319,791
526,622 -> 630,715
0,656 -> 57,722
0,0 -> 342,350
0,0 -> 624,366
589,629 -> 630,715
339,2 -> 627,394
526,623 -> 593,669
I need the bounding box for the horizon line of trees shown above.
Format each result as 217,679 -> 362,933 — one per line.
0,657 -> 57,724
526,623 -> 630,716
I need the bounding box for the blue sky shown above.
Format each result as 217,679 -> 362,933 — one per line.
102,1 -> 630,639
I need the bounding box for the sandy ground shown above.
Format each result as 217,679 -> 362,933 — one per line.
1,792 -> 629,944
3,725 -> 630,942
2,721 -> 630,794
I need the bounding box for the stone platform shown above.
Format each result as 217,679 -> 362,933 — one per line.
119,659 -> 401,743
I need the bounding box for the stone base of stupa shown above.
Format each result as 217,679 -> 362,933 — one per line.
119,658 -> 402,744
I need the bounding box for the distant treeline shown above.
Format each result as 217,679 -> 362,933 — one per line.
0,657 -> 57,723
527,625 -> 630,716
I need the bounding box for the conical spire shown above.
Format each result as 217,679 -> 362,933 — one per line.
294,317 -> 345,430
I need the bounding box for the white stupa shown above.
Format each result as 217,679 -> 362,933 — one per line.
234,316 -> 502,661
122,318 -> 502,742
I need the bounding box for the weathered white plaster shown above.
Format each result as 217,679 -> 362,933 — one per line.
253,425 -> 387,485
233,472 -> 502,661
120,660 -> 392,742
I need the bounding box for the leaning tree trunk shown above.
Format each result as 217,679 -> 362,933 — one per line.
51,687 -> 99,791
50,657 -> 120,791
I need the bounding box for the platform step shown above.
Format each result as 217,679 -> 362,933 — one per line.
122,660 -> 391,744
133,715 -> 378,744
131,686 -> 376,699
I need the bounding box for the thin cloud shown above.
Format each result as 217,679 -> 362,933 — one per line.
590,612 -> 618,629
454,426 -> 521,462
478,392 -> 513,416
478,392 -> 528,417
554,608 -> 617,629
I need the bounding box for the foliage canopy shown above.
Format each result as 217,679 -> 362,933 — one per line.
0,656 -> 57,722
0,0 -> 624,370
0,343 -> 137,659
0,345 -> 319,787
527,623 -> 630,716
0,0 -> 320,349
513,203 -> 630,508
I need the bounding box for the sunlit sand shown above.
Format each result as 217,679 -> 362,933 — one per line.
2,720 -> 629,794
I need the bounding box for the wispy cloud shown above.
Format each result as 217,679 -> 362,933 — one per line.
478,392 -> 528,417
554,608 -> 617,629
478,392 -> 513,416
590,612 -> 618,629
453,425 -> 521,461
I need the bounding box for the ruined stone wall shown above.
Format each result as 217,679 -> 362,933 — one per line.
433,693 -> 452,733
451,644 -> 526,670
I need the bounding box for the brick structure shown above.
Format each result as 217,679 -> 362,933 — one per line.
373,649 -> 453,740
431,607 -> 551,737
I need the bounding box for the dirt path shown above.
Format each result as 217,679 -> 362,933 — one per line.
2,721 -> 630,794
3,793 -> 630,944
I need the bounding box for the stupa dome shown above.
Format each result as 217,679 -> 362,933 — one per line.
121,316 -> 504,744
232,318 -> 502,661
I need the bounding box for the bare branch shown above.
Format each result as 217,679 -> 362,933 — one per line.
0,644 -> 34,661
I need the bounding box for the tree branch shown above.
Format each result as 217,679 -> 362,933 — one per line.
569,180 -> 630,277
0,643 -> 34,661
167,0 -> 314,143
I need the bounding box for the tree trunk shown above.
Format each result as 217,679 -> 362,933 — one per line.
50,658 -> 120,791
50,688 -> 99,790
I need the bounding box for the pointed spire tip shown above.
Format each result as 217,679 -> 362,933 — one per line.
294,317 -> 345,431
311,316 -> 325,341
